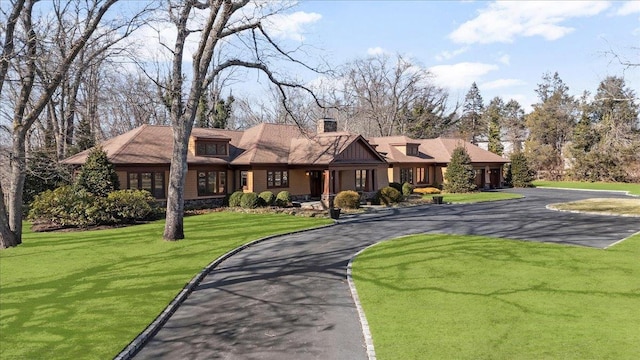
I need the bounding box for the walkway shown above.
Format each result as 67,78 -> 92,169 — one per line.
133,188 -> 639,359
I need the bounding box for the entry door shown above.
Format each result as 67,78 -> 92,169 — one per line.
490,169 -> 501,188
309,171 -> 323,198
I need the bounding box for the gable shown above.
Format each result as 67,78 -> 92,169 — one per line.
334,139 -> 385,163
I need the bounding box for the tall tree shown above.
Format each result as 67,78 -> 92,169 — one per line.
525,72 -> 577,180
502,99 -> 526,153
444,145 -> 477,193
160,0 -> 325,240
484,96 -> 504,155
458,82 -> 485,144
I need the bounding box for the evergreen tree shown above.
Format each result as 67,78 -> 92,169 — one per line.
484,97 -> 504,155
458,82 -> 485,144
502,99 -> 526,153
23,149 -> 71,205
213,95 -> 234,129
444,145 -> 477,193
568,104 -> 599,180
74,116 -> 96,154
509,151 -> 533,187
75,146 -> 119,197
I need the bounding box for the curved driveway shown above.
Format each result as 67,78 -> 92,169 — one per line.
134,188 -> 639,359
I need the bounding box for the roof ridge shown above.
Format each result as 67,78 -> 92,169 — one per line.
110,124 -> 149,159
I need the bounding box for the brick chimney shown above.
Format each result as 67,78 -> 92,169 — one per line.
317,118 -> 337,133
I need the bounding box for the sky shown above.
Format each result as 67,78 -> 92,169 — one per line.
262,0 -> 640,112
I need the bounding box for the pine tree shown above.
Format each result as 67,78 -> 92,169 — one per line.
74,116 -> 96,154
213,95 -> 234,129
509,151 -> 533,187
484,97 -> 504,155
75,147 -> 119,197
458,82 -> 485,144
444,145 -> 477,193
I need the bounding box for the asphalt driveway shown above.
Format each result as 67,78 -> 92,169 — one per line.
132,188 -> 639,359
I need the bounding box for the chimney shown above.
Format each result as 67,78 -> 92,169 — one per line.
317,118 -> 337,133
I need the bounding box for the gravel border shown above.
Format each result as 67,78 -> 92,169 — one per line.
113,222 -> 337,360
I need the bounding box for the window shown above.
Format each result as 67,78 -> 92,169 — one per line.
198,170 -> 226,196
240,171 -> 248,189
128,171 -> 165,199
400,168 -> 413,184
416,167 -> 428,184
407,145 -> 419,156
267,170 -> 288,188
355,169 -> 368,191
196,141 -> 227,156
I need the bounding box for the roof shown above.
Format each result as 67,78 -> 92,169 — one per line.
369,136 -> 508,164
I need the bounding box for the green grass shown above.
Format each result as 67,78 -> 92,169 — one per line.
353,233 -> 640,360
424,191 -> 523,203
533,180 -> 640,196
550,198 -> 640,216
0,213 -> 331,359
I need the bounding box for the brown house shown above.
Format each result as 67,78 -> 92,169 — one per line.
368,136 -> 509,189
62,119 -> 389,206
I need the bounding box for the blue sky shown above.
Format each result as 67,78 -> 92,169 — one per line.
279,0 -> 640,111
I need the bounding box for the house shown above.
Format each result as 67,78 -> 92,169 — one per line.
368,136 -> 509,189
62,119 -> 389,207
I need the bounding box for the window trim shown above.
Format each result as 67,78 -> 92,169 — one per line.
400,167 -> 413,184
267,170 -> 289,189
197,170 -> 227,196
355,169 -> 369,192
195,140 -> 228,156
127,171 -> 165,199
416,167 -> 428,184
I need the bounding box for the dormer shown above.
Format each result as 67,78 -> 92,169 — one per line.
391,142 -> 420,156
189,134 -> 231,157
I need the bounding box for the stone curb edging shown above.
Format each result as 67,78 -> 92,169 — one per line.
604,230 -> 640,249
113,222 -> 337,360
537,186 -> 639,197
347,245 -> 378,360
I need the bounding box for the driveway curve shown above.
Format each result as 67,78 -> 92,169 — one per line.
133,188 -> 639,359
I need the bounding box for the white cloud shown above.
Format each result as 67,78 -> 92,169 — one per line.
264,11 -> 322,42
615,1 -> 640,16
367,47 -> 388,56
435,47 -> 469,61
428,62 -> 499,90
498,54 -> 510,65
449,1 -> 611,44
480,78 -> 526,90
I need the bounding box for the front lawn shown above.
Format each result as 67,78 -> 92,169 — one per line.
424,191 -> 523,203
549,198 -> 640,217
0,213 -> 331,359
353,233 -> 640,360
533,180 -> 640,196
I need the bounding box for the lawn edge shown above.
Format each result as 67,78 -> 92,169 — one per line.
114,221 -> 337,360
535,185 -> 640,197
347,245 -> 379,360
546,204 -> 640,218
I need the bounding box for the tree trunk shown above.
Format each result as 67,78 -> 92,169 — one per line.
8,133 -> 26,244
0,185 -> 18,249
163,125 -> 190,241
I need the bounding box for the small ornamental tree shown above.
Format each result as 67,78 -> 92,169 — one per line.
444,145 -> 477,193
75,146 -> 119,197
509,151 -> 534,187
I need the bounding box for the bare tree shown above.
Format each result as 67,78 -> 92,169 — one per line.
158,0 -> 325,240
0,0 -> 150,249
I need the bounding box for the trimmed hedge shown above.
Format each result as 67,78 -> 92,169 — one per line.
240,192 -> 260,209
334,190 -> 360,209
228,191 -> 244,207
275,191 -> 291,207
413,187 -> 441,195
402,182 -> 413,196
258,191 -> 275,206
377,186 -> 403,206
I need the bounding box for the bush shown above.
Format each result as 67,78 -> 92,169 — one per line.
75,146 -> 119,197
228,191 -> 244,207
105,190 -> 159,224
413,187 -> 441,194
334,190 -> 360,209
389,182 -> 403,193
509,152 -> 534,188
377,186 -> 403,206
402,182 -> 413,196
29,186 -> 107,227
275,191 -> 291,207
258,191 -> 275,206
240,192 -> 259,209
444,145 -> 477,193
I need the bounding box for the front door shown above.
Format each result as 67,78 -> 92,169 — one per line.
309,171 -> 323,198
490,169 -> 501,188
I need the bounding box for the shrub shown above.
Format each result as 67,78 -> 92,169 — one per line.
377,186 -> 403,206
240,192 -> 259,209
105,190 -> 159,224
258,191 -> 275,206
228,191 -> 244,207
29,186 -> 107,227
275,191 -> 291,207
334,190 -> 360,209
389,182 -> 403,193
509,152 -> 534,188
413,187 -> 441,195
402,182 -> 413,196
444,145 -> 477,193
75,146 -> 119,197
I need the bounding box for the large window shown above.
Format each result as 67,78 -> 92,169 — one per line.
196,141 -> 227,156
416,167 -> 428,184
128,171 -> 165,199
355,169 -> 368,191
400,168 -> 413,184
197,170 -> 226,196
267,170 -> 288,188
